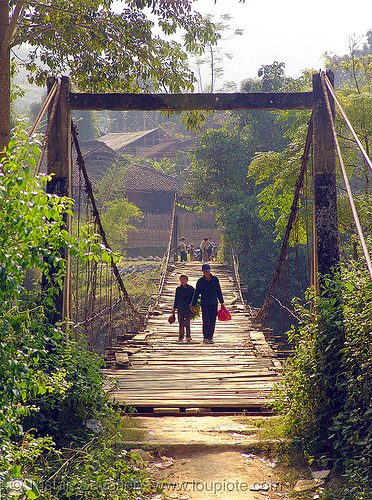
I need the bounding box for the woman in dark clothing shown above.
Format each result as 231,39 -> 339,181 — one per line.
172,274 -> 194,342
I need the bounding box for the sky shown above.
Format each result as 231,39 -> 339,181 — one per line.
147,0 -> 372,89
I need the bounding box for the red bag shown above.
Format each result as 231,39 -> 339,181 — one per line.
217,305 -> 231,321
168,313 -> 176,324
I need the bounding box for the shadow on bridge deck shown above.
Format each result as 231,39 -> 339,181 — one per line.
103,262 -> 283,415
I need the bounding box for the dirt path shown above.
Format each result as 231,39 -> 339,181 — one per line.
129,415 -> 292,500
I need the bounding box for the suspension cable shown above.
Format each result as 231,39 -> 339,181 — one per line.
255,114 -> 313,321
149,193 -> 177,316
321,73 -> 372,281
71,120 -> 144,323
28,80 -> 58,137
324,74 -> 372,176
231,243 -> 253,315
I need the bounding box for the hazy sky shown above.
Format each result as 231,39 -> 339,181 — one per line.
136,0 -> 372,89
192,0 -> 372,87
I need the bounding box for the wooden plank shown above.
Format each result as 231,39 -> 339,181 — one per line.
103,262 -> 283,410
70,91 -> 315,112
115,352 -> 130,366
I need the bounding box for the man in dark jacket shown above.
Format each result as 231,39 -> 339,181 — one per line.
191,263 -> 224,344
173,274 -> 194,342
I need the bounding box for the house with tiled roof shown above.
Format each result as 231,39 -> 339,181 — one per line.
72,139 -> 183,213
69,137 -> 219,255
139,138 -> 193,168
123,163 -> 183,213
97,128 -> 166,156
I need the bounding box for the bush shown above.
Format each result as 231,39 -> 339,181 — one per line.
0,130 -> 138,499
273,262 -> 372,498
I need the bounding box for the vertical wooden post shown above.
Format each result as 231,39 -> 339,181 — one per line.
46,76 -> 72,325
312,71 -> 340,278
0,0 -> 10,153
312,71 -> 346,438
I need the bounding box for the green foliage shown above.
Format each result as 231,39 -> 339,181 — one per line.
101,199 -> 143,252
221,196 -> 280,304
151,157 -> 177,176
0,130 -> 133,498
11,0 -> 220,93
248,121 -> 311,244
273,259 -> 372,498
190,298 -> 201,320
23,335 -> 109,439
94,159 -> 143,252
231,63 -> 313,157
323,38 -> 372,252
187,127 -> 254,210
0,128 -> 71,303
221,195 -> 309,307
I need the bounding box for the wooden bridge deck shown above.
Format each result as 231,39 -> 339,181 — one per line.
103,262 -> 283,413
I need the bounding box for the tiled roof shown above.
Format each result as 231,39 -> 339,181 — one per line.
72,140 -> 120,186
97,128 -> 159,151
77,140 -> 118,157
71,141 -> 183,193
139,138 -> 193,158
123,163 -> 184,192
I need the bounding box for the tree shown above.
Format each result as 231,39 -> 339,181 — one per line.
0,0 -> 221,151
192,14 -> 243,93
187,127 -> 254,211
95,159 -> 143,252
323,34 -> 372,255
231,62 -> 313,155
10,0 -> 218,92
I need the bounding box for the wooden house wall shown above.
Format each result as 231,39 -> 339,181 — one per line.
126,190 -> 174,213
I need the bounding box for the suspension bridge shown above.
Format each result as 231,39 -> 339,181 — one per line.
103,261 -> 283,414
28,70 -> 372,416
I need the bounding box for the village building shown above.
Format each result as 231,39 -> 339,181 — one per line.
70,133 -> 219,255
97,128 -> 166,156
139,138 -> 194,169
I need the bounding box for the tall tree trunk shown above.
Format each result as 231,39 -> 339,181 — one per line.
0,0 -> 10,153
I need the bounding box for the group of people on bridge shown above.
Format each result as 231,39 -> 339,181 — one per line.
177,237 -> 218,262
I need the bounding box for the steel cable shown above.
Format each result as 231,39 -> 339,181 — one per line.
321,72 -> 372,281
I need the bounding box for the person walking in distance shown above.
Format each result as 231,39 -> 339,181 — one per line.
207,236 -> 213,260
172,274 -> 194,342
189,243 -> 195,261
178,237 -> 187,262
200,237 -> 209,262
191,263 -> 224,344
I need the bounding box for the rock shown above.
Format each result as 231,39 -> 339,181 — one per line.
128,448 -> 153,462
86,419 -> 105,434
311,470 -> 330,480
154,456 -> 174,469
293,479 -> 324,492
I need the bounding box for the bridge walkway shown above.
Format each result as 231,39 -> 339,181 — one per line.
103,261 -> 283,414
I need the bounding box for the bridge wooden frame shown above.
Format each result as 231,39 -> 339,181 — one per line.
46,71 -> 338,321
